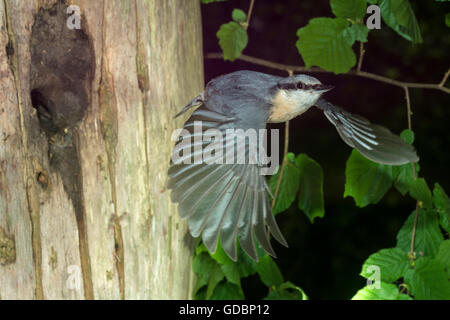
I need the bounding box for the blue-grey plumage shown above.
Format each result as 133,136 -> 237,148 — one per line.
169,70 -> 419,261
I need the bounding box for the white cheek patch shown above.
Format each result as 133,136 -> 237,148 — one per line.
269,90 -> 321,123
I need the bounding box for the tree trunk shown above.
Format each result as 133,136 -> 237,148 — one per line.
0,0 -> 203,299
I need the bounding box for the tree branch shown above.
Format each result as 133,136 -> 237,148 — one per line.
206,53 -> 450,94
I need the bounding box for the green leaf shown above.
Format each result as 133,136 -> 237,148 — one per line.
330,0 -> 367,20
296,154 -> 325,223
264,282 -> 308,300
193,252 -> 217,295
206,263 -> 225,299
396,209 -> 444,258
255,255 -> 284,287
210,281 -> 244,300
436,240 -> 450,278
404,257 -> 450,299
392,164 -> 416,196
400,129 -> 415,144
433,183 -> 450,233
361,248 -> 409,282
379,0 -> 423,43
220,263 -> 241,286
232,9 -> 247,23
217,22 -> 248,61
236,247 -> 258,278
296,17 -> 356,74
352,282 -> 412,300
446,13 -> 450,27
392,130 -> 418,195
344,23 -> 370,43
269,153 -> 300,214
344,150 -> 394,207
210,241 -> 234,265
409,178 -> 433,208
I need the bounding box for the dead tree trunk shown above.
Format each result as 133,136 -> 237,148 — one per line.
0,0 -> 203,299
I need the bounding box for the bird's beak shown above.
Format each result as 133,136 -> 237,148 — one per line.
315,84 -> 334,92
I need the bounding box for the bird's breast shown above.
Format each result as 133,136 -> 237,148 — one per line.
268,90 -> 313,123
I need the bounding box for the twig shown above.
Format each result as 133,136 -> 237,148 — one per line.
357,41 -> 365,72
404,87 -> 413,133
272,120 -> 290,209
439,68 -> 450,87
245,0 -> 255,29
206,53 -> 450,94
404,82 -> 419,261
410,202 -> 420,258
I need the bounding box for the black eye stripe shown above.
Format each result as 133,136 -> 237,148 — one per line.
277,82 -> 323,90
277,83 -> 305,90
277,83 -> 297,90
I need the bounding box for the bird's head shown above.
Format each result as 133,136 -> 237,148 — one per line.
276,74 -> 333,104
269,75 -> 334,123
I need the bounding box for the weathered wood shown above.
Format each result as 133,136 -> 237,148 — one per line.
0,0 -> 203,299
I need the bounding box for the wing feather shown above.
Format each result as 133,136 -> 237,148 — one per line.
316,99 -> 419,165
169,102 -> 287,261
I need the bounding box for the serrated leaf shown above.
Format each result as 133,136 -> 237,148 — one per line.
232,9 -> 247,23
352,282 -> 412,300
220,263 -> 241,286
344,150 -> 394,207
404,257 -> 450,300
391,130 -> 417,195
392,163 -> 416,195
236,247 -> 258,278
344,23 -> 370,43
400,129 -> 415,144
264,282 -> 308,300
255,255 -> 284,287
193,252 -> 218,294
296,154 -> 324,223
433,183 -> 450,233
330,0 -> 367,20
269,153 -> 300,214
296,17 -> 356,74
217,22 -> 248,61
379,0 -> 423,43
409,178 -> 433,208
436,240 -> 450,278
206,263 -> 225,299
210,241 -> 234,265
361,248 -> 409,282
210,281 -> 244,300
396,209 -> 444,258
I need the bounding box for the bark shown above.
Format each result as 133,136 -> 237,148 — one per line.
0,0 -> 203,299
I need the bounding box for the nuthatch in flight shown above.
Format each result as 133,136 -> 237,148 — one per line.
168,70 -> 418,261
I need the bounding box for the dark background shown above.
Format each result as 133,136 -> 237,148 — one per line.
200,0 -> 449,299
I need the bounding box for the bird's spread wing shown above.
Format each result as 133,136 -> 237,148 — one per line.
168,100 -> 287,261
315,98 -> 419,165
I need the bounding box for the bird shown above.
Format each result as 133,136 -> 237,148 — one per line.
168,70 -> 419,262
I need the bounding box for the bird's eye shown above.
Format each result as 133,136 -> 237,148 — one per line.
296,82 -> 304,89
